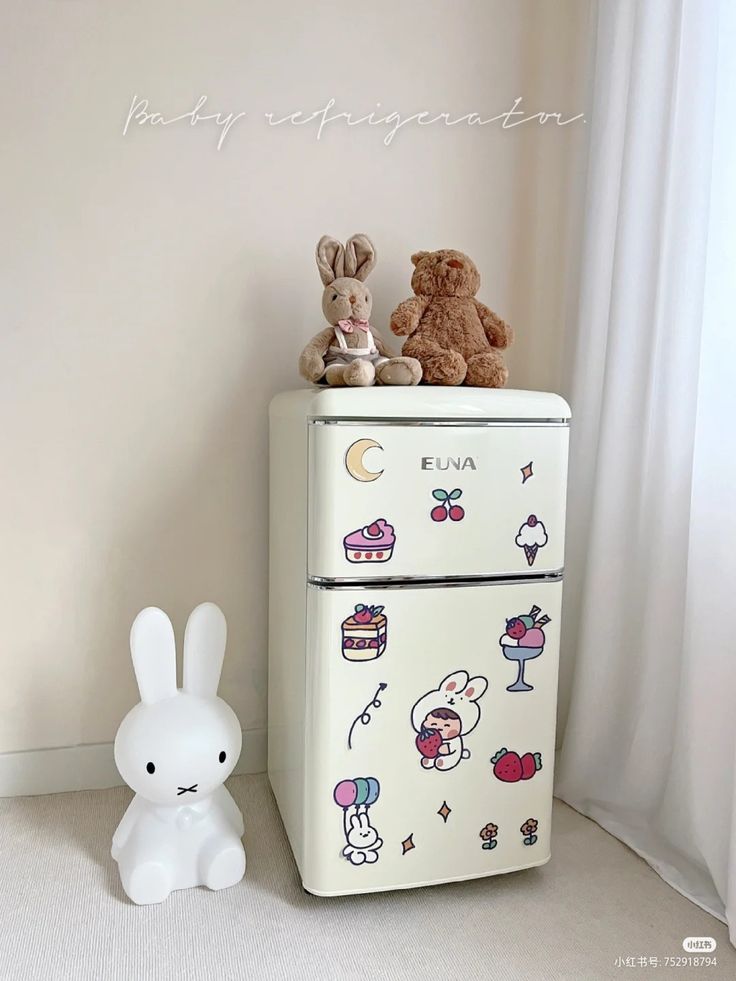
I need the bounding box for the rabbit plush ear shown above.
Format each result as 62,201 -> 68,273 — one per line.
183,602 -> 227,698
440,670 -> 469,694
316,235 -> 345,285
463,676 -> 488,701
130,607 -> 177,704
411,251 -> 429,267
344,234 -> 377,282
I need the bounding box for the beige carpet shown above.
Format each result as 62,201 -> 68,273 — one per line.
0,774 -> 732,981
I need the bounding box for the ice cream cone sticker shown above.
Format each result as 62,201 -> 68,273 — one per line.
515,514 -> 548,567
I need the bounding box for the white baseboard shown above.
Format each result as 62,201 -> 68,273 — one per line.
0,727 -> 267,798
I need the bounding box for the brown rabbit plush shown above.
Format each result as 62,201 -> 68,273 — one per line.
299,234 -> 422,387
390,249 -> 513,387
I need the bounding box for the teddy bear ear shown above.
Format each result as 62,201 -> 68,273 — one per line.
316,235 -> 345,286
345,234 -> 377,282
411,251 -> 429,267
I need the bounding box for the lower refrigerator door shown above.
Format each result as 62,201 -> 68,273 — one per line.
302,576 -> 563,895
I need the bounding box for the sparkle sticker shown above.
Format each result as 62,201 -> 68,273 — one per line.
401,835 -> 415,855
520,461 -> 534,483
437,801 -> 452,823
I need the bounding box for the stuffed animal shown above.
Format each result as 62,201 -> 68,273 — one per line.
390,249 -> 513,387
299,233 -> 422,387
112,603 -> 246,905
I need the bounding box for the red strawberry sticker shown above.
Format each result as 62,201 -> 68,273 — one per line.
416,727 -> 443,759
491,747 -> 542,783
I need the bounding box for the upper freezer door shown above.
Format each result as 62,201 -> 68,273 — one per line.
308,422 -> 569,581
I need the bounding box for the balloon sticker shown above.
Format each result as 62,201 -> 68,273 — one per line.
347,683 -> 388,750
344,438 -> 384,482
499,604 -> 550,692
333,777 -> 383,866
429,488 -> 465,522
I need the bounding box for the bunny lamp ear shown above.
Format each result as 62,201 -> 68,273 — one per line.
183,602 -> 227,697
440,670 -> 469,694
344,234 -> 377,282
130,607 -> 177,704
463,676 -> 488,701
411,250 -> 429,267
316,235 -> 345,285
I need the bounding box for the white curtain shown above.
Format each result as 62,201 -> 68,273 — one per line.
556,0 -> 736,941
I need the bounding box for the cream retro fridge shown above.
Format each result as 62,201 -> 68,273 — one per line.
268,388 -> 570,896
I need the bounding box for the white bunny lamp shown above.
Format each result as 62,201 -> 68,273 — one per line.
112,603 -> 246,905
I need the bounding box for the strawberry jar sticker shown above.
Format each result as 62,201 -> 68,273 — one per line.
341,605 -> 387,661
499,605 -> 550,692
515,514 -> 548,566
343,518 -> 395,564
491,747 -> 543,783
430,488 -> 465,522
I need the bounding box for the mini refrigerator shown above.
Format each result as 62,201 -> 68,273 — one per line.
268,387 -> 570,896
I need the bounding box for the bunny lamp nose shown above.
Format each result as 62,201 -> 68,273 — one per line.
350,295 -> 357,303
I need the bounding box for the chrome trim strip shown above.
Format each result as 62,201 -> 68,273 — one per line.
309,418 -> 569,427
307,570 -> 564,590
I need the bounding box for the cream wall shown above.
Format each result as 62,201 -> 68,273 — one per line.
0,1 -> 590,774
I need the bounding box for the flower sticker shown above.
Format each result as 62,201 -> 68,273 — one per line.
480,822 -> 499,850
520,818 -> 538,846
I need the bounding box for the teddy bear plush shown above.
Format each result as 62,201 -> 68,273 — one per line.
299,234 -> 422,387
390,249 -> 513,387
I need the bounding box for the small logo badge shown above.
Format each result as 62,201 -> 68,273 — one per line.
421,457 -> 477,471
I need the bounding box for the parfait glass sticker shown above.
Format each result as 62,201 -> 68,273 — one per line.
515,514 -> 548,566
499,605 -> 550,692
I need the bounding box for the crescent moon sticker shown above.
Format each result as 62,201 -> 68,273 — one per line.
344,438 -> 384,482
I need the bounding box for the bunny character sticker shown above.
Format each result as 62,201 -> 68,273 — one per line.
411,670 -> 488,772
333,778 -> 383,866
112,603 -> 246,905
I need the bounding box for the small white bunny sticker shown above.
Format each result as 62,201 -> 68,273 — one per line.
112,603 -> 246,905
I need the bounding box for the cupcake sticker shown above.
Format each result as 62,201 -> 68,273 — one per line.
343,518 -> 395,564
515,514 -> 548,566
341,604 -> 387,661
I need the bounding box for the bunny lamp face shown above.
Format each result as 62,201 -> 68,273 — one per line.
115,695 -> 241,806
114,603 -> 242,807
